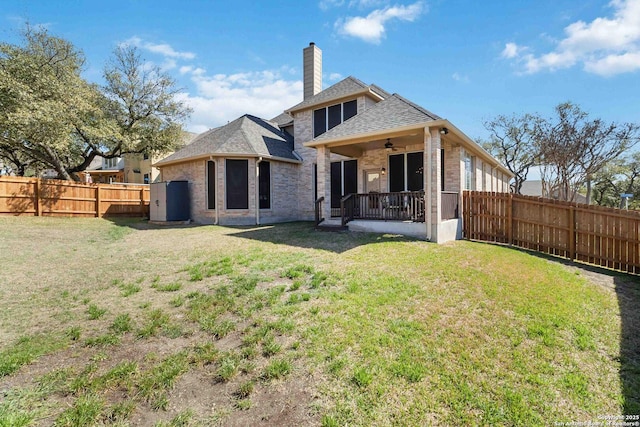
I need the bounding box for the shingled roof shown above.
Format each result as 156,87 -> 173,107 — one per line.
155,115 -> 298,166
286,76 -> 383,113
312,94 -> 442,142
270,112 -> 294,127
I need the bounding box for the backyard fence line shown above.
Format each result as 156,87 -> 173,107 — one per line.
0,176 -> 150,218
463,191 -> 640,274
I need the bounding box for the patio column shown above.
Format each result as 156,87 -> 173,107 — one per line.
317,144 -> 332,221
424,127 -> 442,240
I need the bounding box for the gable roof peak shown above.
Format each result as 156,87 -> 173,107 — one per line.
286,75 -> 386,113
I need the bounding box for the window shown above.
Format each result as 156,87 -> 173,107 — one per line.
143,152 -> 149,160
313,99 -> 358,137
144,173 -> 150,184
313,109 -> 326,138
330,160 -> 357,209
207,160 -> 216,210
328,104 -> 341,130
389,152 -> 424,192
226,159 -> 248,209
464,152 -> 475,190
258,161 -> 270,209
105,157 -> 119,168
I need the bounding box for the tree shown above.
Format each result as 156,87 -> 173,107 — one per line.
482,113 -> 539,194
0,26 -> 98,179
0,27 -> 190,181
535,102 -> 640,203
592,152 -> 640,208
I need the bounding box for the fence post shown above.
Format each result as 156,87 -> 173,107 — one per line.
140,187 -> 146,218
507,193 -> 513,245
569,206 -> 575,261
462,191 -> 467,238
34,178 -> 42,217
95,185 -> 101,218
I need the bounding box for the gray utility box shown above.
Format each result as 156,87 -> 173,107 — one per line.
150,181 -> 190,222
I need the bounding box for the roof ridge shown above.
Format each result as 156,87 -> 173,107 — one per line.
345,75 -> 369,89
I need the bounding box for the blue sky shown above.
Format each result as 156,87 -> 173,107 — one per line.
3,0 -> 640,144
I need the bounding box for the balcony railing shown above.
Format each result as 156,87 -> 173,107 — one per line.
341,191 -> 425,225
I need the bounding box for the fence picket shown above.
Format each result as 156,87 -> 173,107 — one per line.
462,191 -> 640,274
0,176 -> 149,218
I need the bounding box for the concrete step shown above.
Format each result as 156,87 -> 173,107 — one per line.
315,219 -> 347,231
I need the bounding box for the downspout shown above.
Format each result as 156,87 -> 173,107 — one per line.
256,157 -> 263,225
426,128 -> 432,241
209,156 -> 219,225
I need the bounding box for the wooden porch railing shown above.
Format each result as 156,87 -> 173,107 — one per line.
341,194 -> 355,226
314,196 -> 324,226
441,191 -> 459,220
341,191 -> 425,225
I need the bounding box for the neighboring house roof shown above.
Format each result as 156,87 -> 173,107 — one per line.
155,115 -> 299,167
286,76 -> 384,113
313,93 -> 442,142
270,112 -> 294,127
519,180 -> 543,196
520,180 -> 587,203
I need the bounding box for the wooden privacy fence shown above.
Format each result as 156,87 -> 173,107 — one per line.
463,191 -> 640,274
0,176 -> 150,218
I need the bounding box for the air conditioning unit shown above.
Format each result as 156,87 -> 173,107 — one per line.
150,181 -> 190,222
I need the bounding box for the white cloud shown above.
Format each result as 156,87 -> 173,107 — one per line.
503,0 -> 640,76
452,72 -> 469,83
501,42 -> 523,59
161,58 -> 177,71
123,36 -> 196,60
319,0 -> 345,10
328,72 -> 344,81
336,1 -> 424,44
320,0 -> 387,10
177,68 -> 303,132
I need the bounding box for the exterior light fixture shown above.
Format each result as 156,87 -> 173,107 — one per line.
440,127 -> 449,135
381,167 -> 386,175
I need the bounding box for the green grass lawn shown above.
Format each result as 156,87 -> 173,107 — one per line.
0,217 -> 638,426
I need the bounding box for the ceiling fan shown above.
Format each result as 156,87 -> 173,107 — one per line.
384,138 -> 398,151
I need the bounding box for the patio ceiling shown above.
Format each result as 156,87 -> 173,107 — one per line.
326,128 -> 426,157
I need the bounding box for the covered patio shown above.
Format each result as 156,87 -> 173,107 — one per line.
310,122 -> 467,242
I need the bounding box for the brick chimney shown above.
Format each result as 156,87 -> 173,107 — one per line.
303,42 -> 322,100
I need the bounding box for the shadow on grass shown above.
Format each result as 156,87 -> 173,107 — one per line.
102,217 -> 197,231
471,241 -> 640,415
101,219 -> 419,254
226,221 -> 419,254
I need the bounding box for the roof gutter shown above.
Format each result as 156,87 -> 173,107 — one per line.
155,153 -> 302,169
304,119 -> 513,178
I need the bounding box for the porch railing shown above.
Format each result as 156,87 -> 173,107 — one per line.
314,196 -> 324,226
341,191 -> 425,225
441,191 -> 459,220
341,194 -> 355,226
